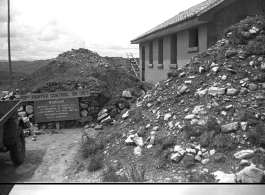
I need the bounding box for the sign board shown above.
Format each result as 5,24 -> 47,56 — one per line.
34,98 -> 80,123
20,90 -> 95,102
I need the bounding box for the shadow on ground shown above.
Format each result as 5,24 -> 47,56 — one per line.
0,149 -> 46,182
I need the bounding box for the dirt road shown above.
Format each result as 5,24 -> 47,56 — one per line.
0,128 -> 87,183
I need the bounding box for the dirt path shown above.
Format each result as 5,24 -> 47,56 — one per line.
0,128 -> 91,183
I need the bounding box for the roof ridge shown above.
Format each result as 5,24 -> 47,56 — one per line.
131,0 -> 226,42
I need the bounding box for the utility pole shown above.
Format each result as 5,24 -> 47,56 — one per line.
7,0 -> 12,88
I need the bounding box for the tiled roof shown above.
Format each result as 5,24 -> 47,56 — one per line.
131,0 -> 225,43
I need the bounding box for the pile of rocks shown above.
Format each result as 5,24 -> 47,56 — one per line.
97,90 -> 139,124
0,90 -> 20,100
103,16 -> 265,183
17,48 -> 142,101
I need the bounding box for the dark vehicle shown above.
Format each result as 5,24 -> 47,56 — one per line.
0,184 -> 14,195
0,100 -> 25,165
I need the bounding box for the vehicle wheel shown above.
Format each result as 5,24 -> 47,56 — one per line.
10,126 -> 26,165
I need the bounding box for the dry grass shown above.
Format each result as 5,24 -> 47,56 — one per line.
102,163 -> 147,183
88,155 -> 104,172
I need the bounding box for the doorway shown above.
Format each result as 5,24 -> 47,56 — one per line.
142,46 -> 145,81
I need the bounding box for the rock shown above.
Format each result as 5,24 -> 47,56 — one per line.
258,56 -> 264,61
100,116 -> 112,124
226,88 -> 237,95
125,134 -> 136,145
192,105 -> 206,115
122,111 -> 129,119
97,113 -> 108,121
133,136 -> 144,147
240,122 -> 248,131
201,159 -> 210,165
213,171 -> 236,183
221,111 -> 227,116
109,109 -> 118,118
199,66 -> 205,73
202,151 -> 210,159
234,150 -> 255,159
221,122 -> 238,132
179,72 -> 185,77
178,85 -> 187,94
153,126 -> 159,131
248,83 -> 258,91
208,87 -> 226,96
168,121 -> 174,129
261,62 -> 265,70
171,153 -> 183,163
225,48 -> 237,58
221,75 -> 227,80
211,67 -> 220,75
195,155 -> 202,162
164,113 -> 172,121
94,125 -> 103,130
239,159 -> 251,167
79,103 -> 88,109
122,90 -> 132,98
150,135 -> 155,145
173,145 -> 184,153
209,149 -> 216,156
18,111 -> 27,117
80,110 -> 88,117
184,114 -> 196,120
134,146 -> 142,156
186,148 -> 196,154
147,103 -> 153,108
147,145 -> 152,149
98,109 -> 108,116
25,105 -> 34,114
236,165 -> 264,183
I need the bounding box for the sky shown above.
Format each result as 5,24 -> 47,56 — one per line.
0,0 -> 206,61
9,185 -> 265,195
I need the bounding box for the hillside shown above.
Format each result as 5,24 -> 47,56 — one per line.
0,60 -> 50,74
0,60 -> 50,91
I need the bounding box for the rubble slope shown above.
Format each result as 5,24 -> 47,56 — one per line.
100,16 -> 265,183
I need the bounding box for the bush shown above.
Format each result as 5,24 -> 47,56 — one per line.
81,136 -> 105,159
211,134 -> 236,150
247,124 -> 265,146
102,163 -> 147,183
88,155 -> 104,172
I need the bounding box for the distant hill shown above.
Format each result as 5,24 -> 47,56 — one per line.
0,59 -> 50,74
0,59 -> 50,91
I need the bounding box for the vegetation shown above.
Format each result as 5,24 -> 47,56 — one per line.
102,163 -> 147,183
88,155 -> 104,172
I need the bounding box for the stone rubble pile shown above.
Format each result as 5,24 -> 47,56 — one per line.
105,16 -> 265,183
17,48 -> 142,100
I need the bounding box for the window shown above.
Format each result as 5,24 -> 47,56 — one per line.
158,38 -> 163,65
170,34 -> 177,64
149,41 -> 153,65
189,28 -> 198,48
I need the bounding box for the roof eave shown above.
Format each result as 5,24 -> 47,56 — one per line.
131,17 -> 207,44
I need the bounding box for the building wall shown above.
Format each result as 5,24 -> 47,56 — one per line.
139,24 -> 208,84
177,24 -> 207,68
207,0 -> 265,47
